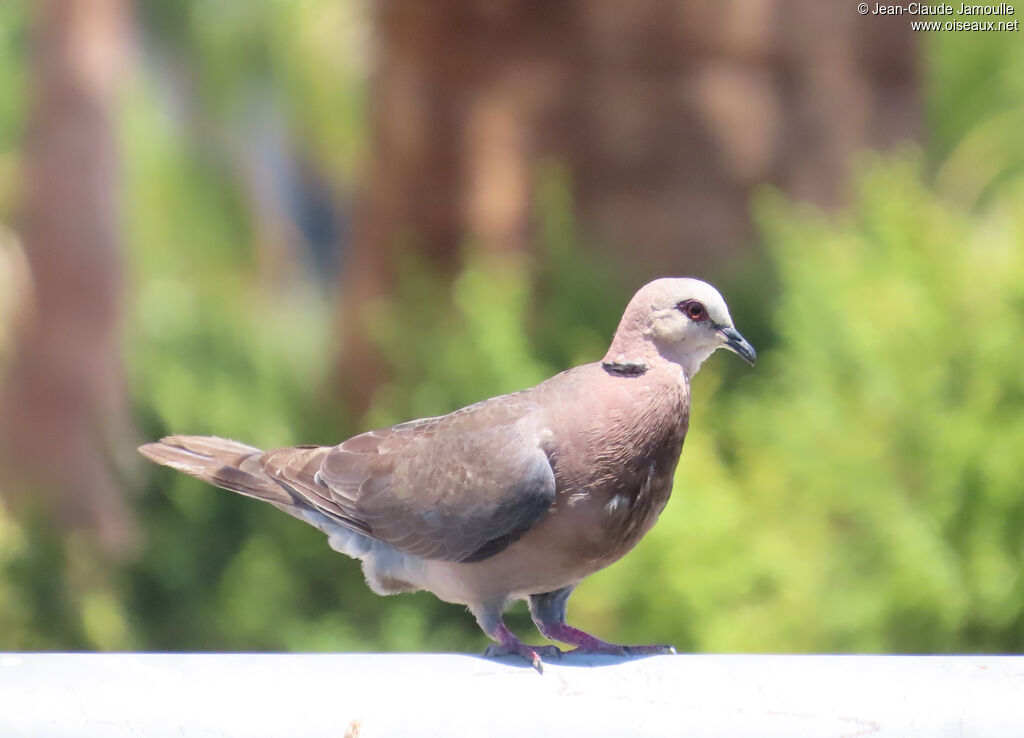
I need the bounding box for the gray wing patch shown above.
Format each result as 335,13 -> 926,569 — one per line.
310,410 -> 557,563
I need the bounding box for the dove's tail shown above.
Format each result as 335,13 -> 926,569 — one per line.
139,435 -> 297,512
140,435 -> 379,563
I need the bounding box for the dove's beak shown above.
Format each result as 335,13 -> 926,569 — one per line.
719,326 -> 756,366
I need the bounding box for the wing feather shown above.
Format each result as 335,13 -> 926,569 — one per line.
264,396 -> 557,563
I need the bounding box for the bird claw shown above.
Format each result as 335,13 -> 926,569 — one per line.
484,643 -> 563,673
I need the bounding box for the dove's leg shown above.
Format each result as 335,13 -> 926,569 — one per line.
529,586 -> 676,656
472,602 -> 562,672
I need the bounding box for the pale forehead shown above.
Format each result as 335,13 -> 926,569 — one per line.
639,277 -> 729,312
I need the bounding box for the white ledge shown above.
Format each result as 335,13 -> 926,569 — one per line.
0,653 -> 1022,737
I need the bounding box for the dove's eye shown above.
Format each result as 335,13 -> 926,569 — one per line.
678,300 -> 708,321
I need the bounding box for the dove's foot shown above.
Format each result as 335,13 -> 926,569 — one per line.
537,621 -> 676,657
484,642 -> 563,671
483,623 -> 562,673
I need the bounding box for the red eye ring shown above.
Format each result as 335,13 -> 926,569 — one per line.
678,300 -> 708,321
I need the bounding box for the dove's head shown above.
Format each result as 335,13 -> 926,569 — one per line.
604,277 -> 756,378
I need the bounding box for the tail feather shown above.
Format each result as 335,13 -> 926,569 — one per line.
139,435 -> 297,511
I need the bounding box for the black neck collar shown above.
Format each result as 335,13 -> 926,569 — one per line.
602,361 -> 649,377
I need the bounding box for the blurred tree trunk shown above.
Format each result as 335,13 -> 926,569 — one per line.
338,0 -> 919,414
0,0 -> 134,552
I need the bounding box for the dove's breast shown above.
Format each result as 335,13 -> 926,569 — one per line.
544,361 -> 690,565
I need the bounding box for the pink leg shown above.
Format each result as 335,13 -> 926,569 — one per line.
472,604 -> 562,673
529,586 -> 676,657
483,622 -> 563,672
537,621 -> 676,656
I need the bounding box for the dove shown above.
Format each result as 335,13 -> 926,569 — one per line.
140,277 -> 755,670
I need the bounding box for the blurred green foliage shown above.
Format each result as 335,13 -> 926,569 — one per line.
0,3 -> 27,222
1,6 -> 1023,654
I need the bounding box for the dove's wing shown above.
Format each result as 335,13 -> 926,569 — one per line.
262,396 -> 557,563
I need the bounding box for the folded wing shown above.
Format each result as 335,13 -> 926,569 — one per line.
262,399 -> 557,563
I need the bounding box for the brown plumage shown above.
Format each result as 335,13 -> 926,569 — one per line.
140,277 -> 755,670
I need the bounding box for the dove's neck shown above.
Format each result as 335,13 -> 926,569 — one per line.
603,326 -> 712,380
602,323 -> 660,376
